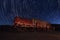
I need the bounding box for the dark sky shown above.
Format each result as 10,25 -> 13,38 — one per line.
0,0 -> 60,25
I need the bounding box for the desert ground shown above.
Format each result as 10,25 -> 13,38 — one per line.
0,25 -> 60,40
0,32 -> 60,40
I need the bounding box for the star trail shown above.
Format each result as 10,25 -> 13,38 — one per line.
0,0 -> 60,25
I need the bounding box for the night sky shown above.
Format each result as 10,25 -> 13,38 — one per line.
0,0 -> 60,25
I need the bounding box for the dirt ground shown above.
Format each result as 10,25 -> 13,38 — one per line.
0,32 -> 60,40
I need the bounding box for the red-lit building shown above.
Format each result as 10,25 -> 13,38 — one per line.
14,16 -> 51,29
